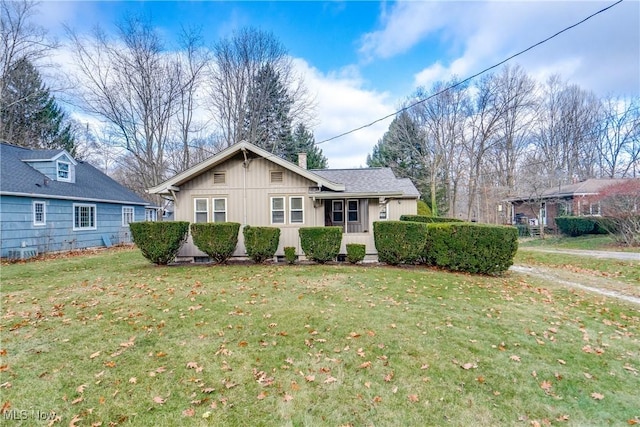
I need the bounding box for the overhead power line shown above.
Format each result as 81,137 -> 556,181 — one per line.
315,0 -> 624,146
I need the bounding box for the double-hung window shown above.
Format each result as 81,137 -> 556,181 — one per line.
347,200 -> 359,222
332,200 -> 344,223
271,197 -> 285,224
290,197 -> 304,224
73,203 -> 96,230
194,198 -> 209,223
122,206 -> 135,226
213,198 -> 227,222
33,201 -> 46,226
57,161 -> 71,181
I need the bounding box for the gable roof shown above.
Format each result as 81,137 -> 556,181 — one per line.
507,178 -> 635,202
148,141 -> 346,195
147,141 -> 419,199
0,142 -> 149,205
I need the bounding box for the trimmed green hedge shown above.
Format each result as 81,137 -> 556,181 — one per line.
190,222 -> 240,263
346,243 -> 366,264
373,221 -> 428,265
284,246 -> 297,264
425,223 -> 518,274
130,221 -> 189,265
299,227 -> 342,263
555,216 -> 598,237
243,226 -> 280,263
400,215 -> 463,223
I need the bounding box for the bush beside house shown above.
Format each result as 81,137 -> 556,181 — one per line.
373,221 -> 429,265
190,222 -> 240,263
243,226 -> 281,263
346,243 -> 366,264
299,227 -> 342,263
130,221 -> 189,265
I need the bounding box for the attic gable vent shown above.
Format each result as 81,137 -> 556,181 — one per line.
213,172 -> 226,184
270,171 -> 283,184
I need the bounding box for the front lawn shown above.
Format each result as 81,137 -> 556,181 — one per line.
1,248 -> 639,426
519,235 -> 640,252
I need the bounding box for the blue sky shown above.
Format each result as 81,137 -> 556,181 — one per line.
37,1 -> 639,168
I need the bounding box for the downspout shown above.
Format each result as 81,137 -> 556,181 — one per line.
241,148 -> 249,227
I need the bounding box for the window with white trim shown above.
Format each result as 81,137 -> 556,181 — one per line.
347,200 -> 359,222
194,198 -> 208,223
57,161 -> 71,181
33,201 -> 46,226
213,198 -> 227,222
73,204 -> 96,230
122,206 -> 135,226
332,200 -> 344,223
271,197 -> 285,224
290,196 -> 304,224
145,209 -> 157,222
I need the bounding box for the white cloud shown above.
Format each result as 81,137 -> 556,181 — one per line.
293,58 -> 394,169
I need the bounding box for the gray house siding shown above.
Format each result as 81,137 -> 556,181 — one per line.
0,195 -> 145,257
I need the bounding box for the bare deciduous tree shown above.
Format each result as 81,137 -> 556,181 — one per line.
207,27 -> 314,148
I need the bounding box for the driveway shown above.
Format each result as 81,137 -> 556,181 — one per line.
511,247 -> 640,306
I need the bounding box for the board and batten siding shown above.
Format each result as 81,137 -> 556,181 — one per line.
172,152 -> 418,260
0,195 -> 145,256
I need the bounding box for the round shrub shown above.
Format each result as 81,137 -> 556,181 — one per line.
284,246 -> 297,264
130,221 -> 189,265
346,243 -> 366,264
299,227 -> 342,263
243,226 -> 280,263
190,222 -> 240,263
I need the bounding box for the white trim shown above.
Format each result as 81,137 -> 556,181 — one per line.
122,206 -> 135,227
33,200 -> 46,226
73,203 -> 97,231
347,199 -> 359,223
57,160 -> 71,182
194,198 -> 209,223
289,196 -> 304,224
212,198 -> 227,222
271,196 -> 285,224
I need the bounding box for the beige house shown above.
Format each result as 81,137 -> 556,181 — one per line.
148,141 -> 420,261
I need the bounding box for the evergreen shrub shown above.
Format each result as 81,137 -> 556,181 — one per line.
400,215 -> 463,223
425,223 -> 518,274
130,221 -> 189,265
346,243 -> 366,264
373,221 -> 428,265
284,246 -> 297,264
299,227 -> 342,263
190,222 -> 240,263
243,226 -> 280,263
555,216 -> 598,237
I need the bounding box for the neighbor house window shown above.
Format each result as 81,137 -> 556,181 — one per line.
213,198 -> 227,222
145,209 -> 157,222
347,200 -> 359,222
271,197 -> 285,224
194,198 -> 208,223
290,196 -> 304,224
73,203 -> 96,230
332,200 -> 344,223
57,161 -> 71,181
33,201 -> 46,226
122,206 -> 135,226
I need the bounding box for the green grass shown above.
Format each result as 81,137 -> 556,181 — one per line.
519,235 -> 640,252
1,247 -> 639,426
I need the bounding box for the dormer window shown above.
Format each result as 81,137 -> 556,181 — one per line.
57,161 -> 71,182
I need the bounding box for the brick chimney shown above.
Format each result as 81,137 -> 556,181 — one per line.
298,152 -> 307,169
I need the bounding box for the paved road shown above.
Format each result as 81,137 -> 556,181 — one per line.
519,247 -> 640,261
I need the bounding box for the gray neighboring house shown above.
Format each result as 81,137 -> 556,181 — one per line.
148,141 -> 420,260
0,142 -> 150,258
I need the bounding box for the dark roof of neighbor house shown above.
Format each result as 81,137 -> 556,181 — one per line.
506,178 -> 635,202
311,168 -> 420,198
0,142 -> 149,205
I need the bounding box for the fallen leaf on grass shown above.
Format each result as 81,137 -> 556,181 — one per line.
71,397 -> 84,405
304,375 -> 315,382
76,384 -> 88,394
324,376 -> 337,384
129,377 -> 137,384
510,355 -> 521,362
153,396 -> 166,404
591,392 -> 604,400
408,394 -> 419,402
557,359 -> 566,365
182,408 -> 195,417
1,401 -> 10,415
89,351 -> 101,359
257,391 -> 267,400
556,415 -> 570,422
461,363 -> 477,370
69,415 -> 82,427
540,380 -> 552,392
283,393 -> 293,402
